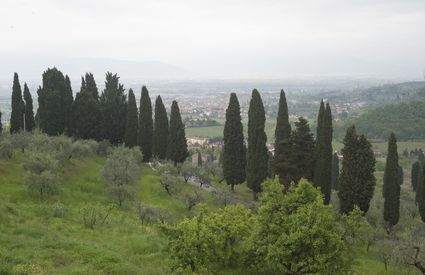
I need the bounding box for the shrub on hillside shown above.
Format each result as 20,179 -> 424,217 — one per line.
0,138 -> 13,159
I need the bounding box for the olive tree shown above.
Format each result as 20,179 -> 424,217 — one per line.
102,146 -> 140,206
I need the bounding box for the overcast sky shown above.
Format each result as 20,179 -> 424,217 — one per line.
1,0 -> 425,79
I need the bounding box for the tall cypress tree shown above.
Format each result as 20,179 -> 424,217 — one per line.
72,73 -> 102,140
314,100 -> 325,188
125,89 -> 139,147
153,95 -> 168,159
222,93 -> 246,191
418,164 -> 425,222
197,151 -> 202,167
99,72 -> 127,144
166,101 -> 188,165
37,68 -> 68,135
246,89 -> 268,200
338,126 -> 376,214
23,83 -> 35,131
416,163 -> 424,203
0,111 -> 3,134
383,133 -> 400,226
290,117 -> 315,182
64,75 -> 74,135
412,161 -> 421,192
10,72 -> 25,133
274,89 -> 293,189
331,152 -> 339,190
321,103 -> 333,204
138,86 -> 153,161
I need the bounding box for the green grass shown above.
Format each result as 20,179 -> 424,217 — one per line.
0,152 -> 419,274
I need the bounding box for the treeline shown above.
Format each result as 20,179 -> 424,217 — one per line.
5,69 -> 188,164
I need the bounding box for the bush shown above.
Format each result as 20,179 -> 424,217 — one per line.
71,140 -> 96,158
11,131 -> 31,152
184,191 -> 203,211
97,139 -> 111,157
0,138 -> 13,159
102,146 -> 140,206
80,204 -> 114,229
23,150 -> 60,198
137,203 -> 172,224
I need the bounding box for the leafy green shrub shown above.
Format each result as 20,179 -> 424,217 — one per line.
97,139 -> 111,157
71,140 -> 96,158
13,263 -> 44,275
11,131 -> 31,152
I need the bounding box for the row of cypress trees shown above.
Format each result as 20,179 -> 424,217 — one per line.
222,89 -> 378,214
10,73 -> 35,133
9,69 -> 188,164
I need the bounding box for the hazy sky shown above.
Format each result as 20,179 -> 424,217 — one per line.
1,0 -> 425,78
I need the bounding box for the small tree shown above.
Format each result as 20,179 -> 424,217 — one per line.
180,161 -> 197,183
23,150 -> 60,198
102,146 -> 140,206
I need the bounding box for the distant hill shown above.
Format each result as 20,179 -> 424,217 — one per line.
352,100 -> 425,140
0,53 -> 190,83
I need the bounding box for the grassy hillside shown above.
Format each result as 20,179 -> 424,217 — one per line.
0,151 -> 419,274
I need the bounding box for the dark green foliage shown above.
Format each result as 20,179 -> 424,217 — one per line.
37,68 -> 70,135
197,151 -> 202,167
314,101 -> 333,204
153,95 -> 168,159
63,75 -> 74,135
0,111 -> 2,134
273,89 -> 293,189
274,89 -> 291,141
246,89 -> 268,199
138,86 -> 153,161
331,152 -> 339,190
416,164 -> 424,203
290,117 -> 315,182
99,72 -> 127,144
338,126 -> 376,214
412,161 -> 421,192
222,93 -> 246,190
72,73 -> 102,140
10,73 -> 25,133
418,164 -> 425,222
383,133 -> 400,226
166,101 -> 188,165
399,166 -> 403,186
125,89 -> 139,147
23,83 -> 35,131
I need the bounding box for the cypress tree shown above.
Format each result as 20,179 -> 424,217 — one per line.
153,95 -> 168,159
246,89 -> 268,200
23,83 -> 35,131
99,72 -> 127,144
331,152 -> 339,190
416,163 -> 424,203
10,72 -> 25,133
322,103 -> 333,204
197,151 -> 202,166
72,73 -> 102,140
138,86 -> 153,161
314,100 -> 325,189
166,101 -> 188,165
37,68 -> 68,135
338,126 -> 376,214
274,89 -> 293,189
64,75 -> 74,134
398,166 -> 403,186
125,89 -> 139,147
222,93 -> 246,191
383,133 -> 400,227
418,164 -> 425,222
412,161 -> 421,192
290,117 -> 315,182
0,111 -> 3,134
